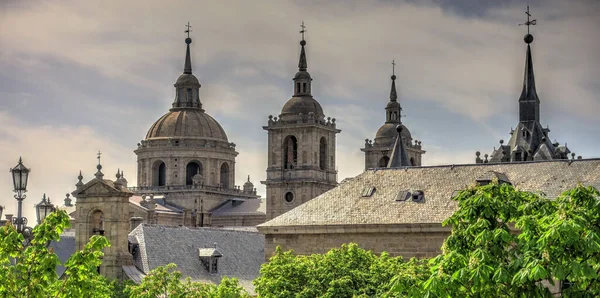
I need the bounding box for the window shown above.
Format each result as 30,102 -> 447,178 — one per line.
319,137 -> 327,170
152,161 -> 166,186
361,187 -> 376,197
186,162 -> 203,185
284,192 -> 294,203
303,83 -> 307,93
378,156 -> 390,167
395,190 -> 411,201
220,163 -> 230,188
283,136 -> 298,169
296,83 -> 300,94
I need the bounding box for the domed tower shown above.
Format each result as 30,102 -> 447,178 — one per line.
134,29 -> 257,218
262,23 -> 340,220
361,62 -> 425,169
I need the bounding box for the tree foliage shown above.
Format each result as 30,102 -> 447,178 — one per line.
417,183 -> 600,297
254,243 -> 429,297
125,263 -> 250,298
0,209 -> 113,298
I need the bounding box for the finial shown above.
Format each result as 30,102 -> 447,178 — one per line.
247,175 -> 250,182
76,170 -> 84,189
299,21 -> 307,42
391,60 -> 396,80
95,151 -> 104,179
519,5 -> 537,43
116,168 -> 121,179
185,21 -> 192,40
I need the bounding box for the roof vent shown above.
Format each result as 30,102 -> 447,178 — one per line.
395,190 -> 411,202
361,186 -> 376,197
411,190 -> 425,203
476,171 -> 511,186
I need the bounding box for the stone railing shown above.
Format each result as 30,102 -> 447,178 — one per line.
128,184 -> 257,196
265,113 -> 337,129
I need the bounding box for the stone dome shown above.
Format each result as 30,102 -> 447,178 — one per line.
146,109 -> 228,141
175,73 -> 200,86
374,123 -> 412,146
281,97 -> 324,117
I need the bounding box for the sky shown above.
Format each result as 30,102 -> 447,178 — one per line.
1,0 -> 599,223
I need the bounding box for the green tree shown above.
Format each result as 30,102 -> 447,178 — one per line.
125,263 -> 250,298
254,243 -> 427,297
0,209 -> 113,298
413,183 -> 600,297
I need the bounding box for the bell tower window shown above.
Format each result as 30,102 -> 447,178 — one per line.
220,163 -> 230,189
319,137 -> 327,170
283,136 -> 298,169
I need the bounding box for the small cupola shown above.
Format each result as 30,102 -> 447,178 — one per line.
198,243 -> 223,274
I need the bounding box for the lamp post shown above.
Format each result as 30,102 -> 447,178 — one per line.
10,157 -> 32,239
35,194 -> 55,225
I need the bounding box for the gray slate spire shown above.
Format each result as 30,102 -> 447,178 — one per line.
298,40 -> 307,71
518,40 -> 540,122
387,125 -> 410,167
184,37 -> 193,74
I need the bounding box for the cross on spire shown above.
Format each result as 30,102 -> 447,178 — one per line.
185,22 -> 192,38
97,151 -> 102,165
392,60 -> 396,76
299,21 -> 307,41
519,5 -> 537,34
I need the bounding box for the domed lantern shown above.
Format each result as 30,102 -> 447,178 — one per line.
36,194 -> 55,225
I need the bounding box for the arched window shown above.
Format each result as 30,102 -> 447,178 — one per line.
379,156 -> 390,167
186,162 -> 203,186
220,163 -> 230,189
319,137 -> 327,170
296,83 -> 300,94
410,157 -> 416,166
90,210 -> 104,236
152,161 -> 166,186
283,136 -> 298,170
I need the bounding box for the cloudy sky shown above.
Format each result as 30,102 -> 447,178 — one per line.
1,0 -> 599,222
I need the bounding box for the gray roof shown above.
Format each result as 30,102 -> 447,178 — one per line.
211,198 -> 265,217
129,224 -> 264,294
260,159 -> 600,227
49,230 -> 76,277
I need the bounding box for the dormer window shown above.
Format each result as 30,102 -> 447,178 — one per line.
198,244 -> 222,275
411,190 -> 425,203
395,190 -> 411,201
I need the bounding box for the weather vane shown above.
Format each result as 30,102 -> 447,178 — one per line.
392,60 -> 396,76
185,22 -> 192,38
519,5 -> 537,34
97,151 -> 102,165
299,21 -> 307,41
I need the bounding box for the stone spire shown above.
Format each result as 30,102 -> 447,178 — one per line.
293,22 -> 312,97
171,22 -> 203,110
387,125 -> 410,167
385,61 -> 402,124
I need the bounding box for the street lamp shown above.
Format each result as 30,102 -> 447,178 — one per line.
35,194 -> 55,225
10,157 -> 31,238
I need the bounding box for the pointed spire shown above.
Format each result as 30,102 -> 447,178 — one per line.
76,170 -> 84,189
298,22 -> 307,71
184,22 -> 193,74
517,6 -> 540,123
387,125 -> 411,168
390,60 -> 398,102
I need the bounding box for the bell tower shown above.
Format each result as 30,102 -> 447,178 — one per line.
262,23 -> 340,220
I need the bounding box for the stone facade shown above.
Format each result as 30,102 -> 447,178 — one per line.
262,224 -> 449,259
72,172 -> 133,280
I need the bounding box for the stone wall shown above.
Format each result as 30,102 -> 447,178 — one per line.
260,224 -> 450,260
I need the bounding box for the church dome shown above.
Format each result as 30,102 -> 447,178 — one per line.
145,109 -> 228,141
374,123 -> 411,146
175,73 -> 200,86
281,97 -> 324,117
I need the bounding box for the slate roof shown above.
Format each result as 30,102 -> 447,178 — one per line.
129,224 -> 265,294
49,230 -> 76,277
211,198 -> 265,217
129,195 -> 182,214
260,159 -> 600,227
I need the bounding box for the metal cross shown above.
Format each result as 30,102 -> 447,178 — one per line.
97,151 -> 102,165
299,22 -> 307,40
185,22 -> 192,38
392,60 -> 396,76
518,5 -> 537,34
